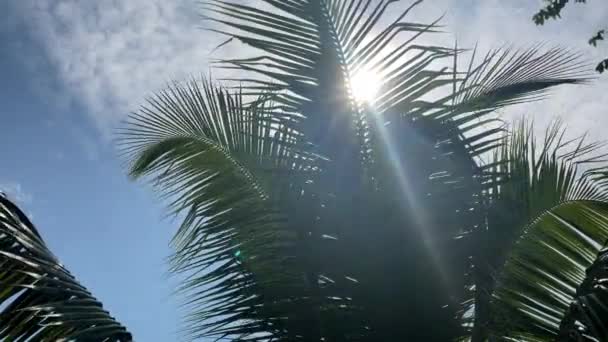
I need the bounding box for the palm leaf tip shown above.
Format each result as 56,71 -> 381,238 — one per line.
0,193 -> 132,341
456,46 -> 592,112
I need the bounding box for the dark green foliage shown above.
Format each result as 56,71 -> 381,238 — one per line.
596,58 -> 608,73
0,193 -> 132,341
588,31 -> 608,72
533,0 -> 607,73
532,0 -> 587,26
589,30 -> 605,47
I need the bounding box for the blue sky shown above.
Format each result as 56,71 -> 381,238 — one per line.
1,0 -> 608,341
0,2 -> 181,340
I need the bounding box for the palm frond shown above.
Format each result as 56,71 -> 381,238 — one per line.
0,193 -> 132,341
118,77 -> 337,341
490,120 -> 608,251
453,45 -> 590,112
482,121 -> 608,340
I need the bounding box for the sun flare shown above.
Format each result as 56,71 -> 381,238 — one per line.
350,69 -> 381,104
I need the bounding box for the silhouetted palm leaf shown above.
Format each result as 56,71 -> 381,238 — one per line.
0,193 -> 132,341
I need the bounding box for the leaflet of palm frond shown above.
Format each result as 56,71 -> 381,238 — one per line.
0,194 -> 132,341
558,247 -> 608,341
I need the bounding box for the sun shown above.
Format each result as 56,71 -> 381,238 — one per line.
350,69 -> 381,104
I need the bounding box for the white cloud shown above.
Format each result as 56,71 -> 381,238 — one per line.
11,0 -> 608,143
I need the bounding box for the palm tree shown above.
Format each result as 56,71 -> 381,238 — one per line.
0,193 -> 132,341
120,1 -> 608,341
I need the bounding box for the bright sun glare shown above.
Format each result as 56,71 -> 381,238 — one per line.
350,69 -> 381,104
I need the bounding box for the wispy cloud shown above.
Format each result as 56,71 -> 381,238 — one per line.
10,0 -> 608,142
10,0 -> 231,138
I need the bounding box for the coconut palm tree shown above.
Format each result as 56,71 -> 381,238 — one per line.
0,193 -> 132,341
120,1 -> 608,341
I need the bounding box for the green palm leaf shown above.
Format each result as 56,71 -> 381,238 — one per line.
0,193 -> 132,341
483,121 -> 608,341
492,201 -> 608,341
120,78 -> 336,341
